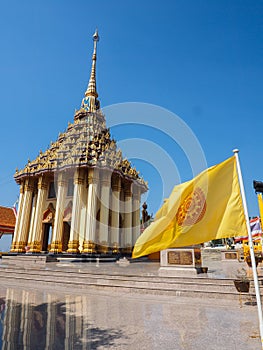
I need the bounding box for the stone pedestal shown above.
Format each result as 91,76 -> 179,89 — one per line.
221,250 -> 240,261
158,247 -> 207,277
2,255 -> 57,267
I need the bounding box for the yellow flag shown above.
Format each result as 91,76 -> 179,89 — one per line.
132,156 -> 247,258
257,193 -> 263,230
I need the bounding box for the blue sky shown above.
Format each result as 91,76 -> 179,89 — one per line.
0,0 -> 262,220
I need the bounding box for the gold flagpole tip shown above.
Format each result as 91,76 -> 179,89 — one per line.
233,149 -> 239,154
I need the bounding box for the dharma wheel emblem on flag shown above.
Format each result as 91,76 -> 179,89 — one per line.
176,187 -> 207,226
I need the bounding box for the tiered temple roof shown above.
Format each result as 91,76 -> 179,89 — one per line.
14,30 -> 147,193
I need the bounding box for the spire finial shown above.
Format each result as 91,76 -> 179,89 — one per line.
81,29 -> 100,112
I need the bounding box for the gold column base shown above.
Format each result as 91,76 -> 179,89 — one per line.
67,240 -> 80,254
29,241 -> 42,253
12,241 -> 27,253
82,240 -> 96,254
112,242 -> 120,254
49,241 -> 62,253
122,244 -> 132,254
10,241 -> 17,252
97,241 -> 109,254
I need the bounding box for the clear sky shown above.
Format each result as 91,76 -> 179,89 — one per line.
0,0 -> 262,220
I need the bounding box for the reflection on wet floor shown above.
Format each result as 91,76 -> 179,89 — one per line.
0,288 -> 127,350
0,284 -> 260,350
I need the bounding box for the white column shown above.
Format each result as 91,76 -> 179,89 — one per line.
30,176 -> 48,253
79,182 -> 88,252
27,191 -> 37,247
10,181 -> 24,252
123,181 -> 133,254
68,169 -> 85,253
98,170 -> 111,254
119,188 -> 125,249
110,174 -> 121,253
15,178 -> 34,252
50,173 -> 68,253
132,186 -> 141,246
83,168 -> 99,253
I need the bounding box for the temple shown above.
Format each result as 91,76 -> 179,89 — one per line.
11,30 -> 147,255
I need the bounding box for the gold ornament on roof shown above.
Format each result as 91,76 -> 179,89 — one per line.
81,29 -> 100,113
14,31 -> 148,193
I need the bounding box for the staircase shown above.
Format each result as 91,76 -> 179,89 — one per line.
0,257 -> 262,301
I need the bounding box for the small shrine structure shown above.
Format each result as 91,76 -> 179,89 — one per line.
0,206 -> 16,236
11,30 -> 147,255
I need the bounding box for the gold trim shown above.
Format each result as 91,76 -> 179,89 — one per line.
19,183 -> 25,194
38,177 -> 48,190
12,241 -> 27,253
112,175 -> 121,192
29,241 -> 42,253
112,242 -> 120,254
123,181 -> 132,197
10,241 -> 17,252
24,184 -> 34,192
57,180 -> 68,187
97,241 -> 109,254
67,240 -> 79,253
74,178 -> 84,185
74,169 -> 85,185
82,240 -> 96,253
87,169 -> 99,185
49,241 -> 62,253
122,244 -> 132,254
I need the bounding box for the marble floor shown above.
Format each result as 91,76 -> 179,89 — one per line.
0,282 -> 260,349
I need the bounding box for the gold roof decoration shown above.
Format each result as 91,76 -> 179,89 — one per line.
80,29 -> 100,113
14,119 -> 147,190
14,31 -> 148,192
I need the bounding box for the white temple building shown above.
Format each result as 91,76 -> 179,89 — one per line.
11,30 -> 148,255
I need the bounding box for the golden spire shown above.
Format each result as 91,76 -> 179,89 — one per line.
81,29 -> 100,112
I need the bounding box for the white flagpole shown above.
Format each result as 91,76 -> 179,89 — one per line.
233,149 -> 263,348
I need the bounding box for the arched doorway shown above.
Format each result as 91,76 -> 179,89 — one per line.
62,223 -> 70,252
42,203 -> 55,252
62,201 -> 72,252
42,224 -> 52,252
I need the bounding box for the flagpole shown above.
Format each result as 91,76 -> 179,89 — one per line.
233,149 -> 263,348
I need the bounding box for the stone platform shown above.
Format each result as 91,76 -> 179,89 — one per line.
0,250 -> 262,301
2,254 -> 58,266
2,253 -> 118,266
